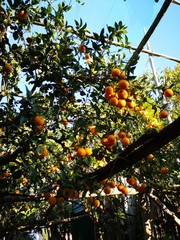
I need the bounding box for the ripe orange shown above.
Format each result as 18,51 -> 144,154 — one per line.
77,147 -> 86,157
117,131 -> 126,139
161,167 -> 168,174
126,132 -> 131,138
89,126 -> 98,135
78,44 -> 86,53
34,116 -> 45,126
136,183 -> 147,193
159,110 -> 168,119
35,145 -> 48,158
105,86 -> 114,95
84,147 -> 92,156
121,137 -> 130,146
121,186 -> 128,195
2,171 -> 8,178
118,80 -> 129,89
21,177 -> 28,184
117,183 -> 124,192
18,9 -> 27,20
48,196 -> 57,206
118,89 -> 128,99
85,53 -> 90,59
111,68 -> 125,78
127,177 -> 136,186
3,63 -> 12,73
163,89 -> 173,98
93,199 -> 100,207
111,68 -> 121,78
107,134 -> 116,145
108,181 -> 116,188
104,92 -> 113,100
101,138 -> 109,146
126,100 -> 135,108
146,154 -> 154,160
15,189 -> 21,195
136,106 -> 143,112
104,186 -> 111,194
117,99 -> 126,108
109,96 -> 118,106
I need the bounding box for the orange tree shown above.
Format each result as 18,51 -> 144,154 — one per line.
0,0 -> 179,238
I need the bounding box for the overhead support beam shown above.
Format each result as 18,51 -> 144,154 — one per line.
172,0 -> 180,5
126,0 -> 172,68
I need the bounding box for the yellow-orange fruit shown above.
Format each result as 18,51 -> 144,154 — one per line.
2,171 -> 8,178
136,183 -> 147,193
101,138 -> 109,146
77,147 -> 86,157
126,100 -> 135,108
161,167 -> 168,174
35,145 -> 48,158
84,147 -> 92,156
104,93 -> 113,100
163,89 -> 173,98
117,183 -> 124,192
108,181 -> 116,188
34,116 -> 45,126
127,177 -> 137,186
105,86 -> 114,95
93,199 -> 100,207
159,110 -> 168,119
85,53 -> 90,59
107,134 -> 116,145
121,137 -> 130,146
18,9 -> 27,20
118,80 -> 129,89
48,196 -> 57,206
109,97 -> 118,106
89,126 -> 98,136
4,63 -> 12,73
78,44 -> 86,53
111,68 -> 126,78
117,99 -> 126,108
104,186 -> 111,195
117,131 -> 126,139
118,89 -> 128,99
121,186 -> 128,195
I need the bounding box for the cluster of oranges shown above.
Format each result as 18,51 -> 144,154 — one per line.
159,88 -> 173,119
78,44 -> 92,65
127,177 -> 147,193
101,131 -> 131,150
104,68 -> 135,109
75,146 -> 92,157
101,134 -> 117,150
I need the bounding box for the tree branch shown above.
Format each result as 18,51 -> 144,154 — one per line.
149,190 -> 180,226
88,116 -> 180,182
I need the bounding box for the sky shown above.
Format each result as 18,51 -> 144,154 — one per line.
65,0 -> 180,76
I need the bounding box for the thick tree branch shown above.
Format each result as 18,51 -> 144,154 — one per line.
88,116 -> 180,182
149,190 -> 180,226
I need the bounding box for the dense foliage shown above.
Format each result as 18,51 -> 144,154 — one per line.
0,0 -> 179,239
